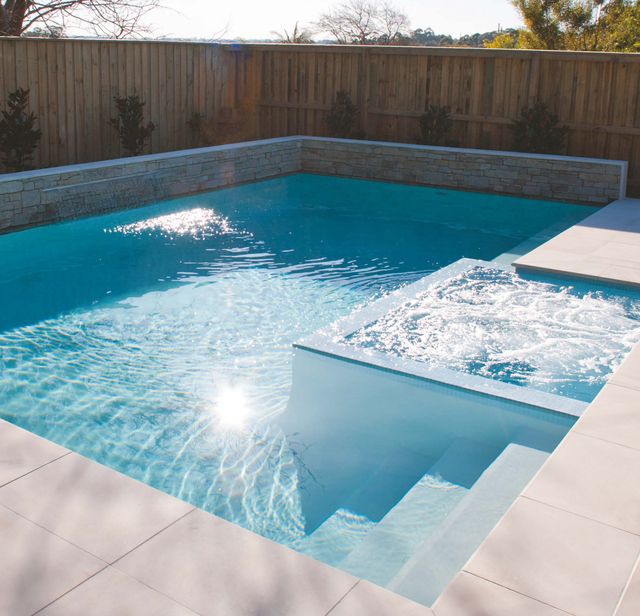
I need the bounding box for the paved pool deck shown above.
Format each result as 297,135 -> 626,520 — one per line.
1,196 -> 640,615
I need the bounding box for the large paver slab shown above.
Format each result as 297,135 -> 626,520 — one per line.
514,198 -> 640,287
0,452 -> 193,563
524,432 -> 640,534
616,559 -> 640,616
464,497 -> 640,616
116,508 -> 358,616
610,346 -> 640,392
38,566 -> 198,616
575,383 -> 640,450
434,572 -> 567,616
0,419 -> 68,487
0,504 -> 103,616
328,580 -> 433,616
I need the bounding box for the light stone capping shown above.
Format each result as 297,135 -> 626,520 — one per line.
0,136 -> 628,234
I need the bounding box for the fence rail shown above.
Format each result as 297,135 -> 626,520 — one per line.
2,38 -> 640,195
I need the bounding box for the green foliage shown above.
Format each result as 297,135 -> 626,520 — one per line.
508,0 -> 640,51
512,102 -> 568,154
326,91 -> 360,139
110,95 -> 155,157
0,88 -> 42,172
484,32 -> 520,48
273,22 -> 314,43
416,105 -> 453,146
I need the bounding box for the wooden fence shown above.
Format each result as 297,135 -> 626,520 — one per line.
2,38 -> 640,194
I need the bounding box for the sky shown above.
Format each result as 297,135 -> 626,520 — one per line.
146,0 -> 523,41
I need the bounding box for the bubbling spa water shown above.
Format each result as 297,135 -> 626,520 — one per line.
345,266 -> 640,402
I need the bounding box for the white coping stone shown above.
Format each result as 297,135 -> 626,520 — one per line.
515,198 -> 640,286
0,418 -> 68,487
0,452 -> 194,563
574,381 -> 640,450
463,497 -> 640,616
115,509 -> 359,616
0,504 -> 104,616
524,431 -> 640,535
610,343 -> 640,392
329,580 -> 434,616
433,572 -> 568,616
38,566 -> 198,616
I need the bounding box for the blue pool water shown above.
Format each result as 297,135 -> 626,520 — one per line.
0,174 -> 595,597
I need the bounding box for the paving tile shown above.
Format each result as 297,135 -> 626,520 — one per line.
116,509 -> 358,616
38,566 -> 197,616
433,572 -> 567,616
524,432 -> 640,534
329,580 -> 433,616
611,346 -> 640,392
0,419 -> 68,487
592,241 -> 640,264
0,453 -> 193,563
616,559 -> 640,616
464,497 -> 640,616
515,247 -> 589,271
0,504 -> 104,616
575,383 -> 640,450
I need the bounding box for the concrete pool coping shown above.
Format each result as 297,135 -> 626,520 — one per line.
0,167 -> 639,613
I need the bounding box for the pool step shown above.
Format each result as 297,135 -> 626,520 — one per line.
389,442 -> 549,606
294,508 -> 376,566
338,438 -> 498,586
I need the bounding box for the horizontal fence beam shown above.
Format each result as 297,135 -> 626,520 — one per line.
1,38 -> 639,195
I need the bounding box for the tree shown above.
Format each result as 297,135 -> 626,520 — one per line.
272,22 -> 314,44
512,102 -> 568,154
316,0 -> 410,45
0,1 -> 160,38
0,88 -> 42,171
502,0 -> 640,51
326,91 -> 360,137
110,95 -> 155,156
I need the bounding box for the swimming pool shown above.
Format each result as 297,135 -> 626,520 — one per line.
0,173 -> 595,601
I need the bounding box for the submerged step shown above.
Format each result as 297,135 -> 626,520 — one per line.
293,508 -> 375,567
339,438 -> 498,586
389,442 -> 549,606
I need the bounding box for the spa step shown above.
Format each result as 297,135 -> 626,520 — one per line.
389,442 -> 549,606
295,508 -> 376,567
338,438 -> 498,586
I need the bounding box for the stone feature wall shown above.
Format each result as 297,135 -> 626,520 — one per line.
0,137 -> 627,233
0,138 -> 301,233
302,138 -> 627,205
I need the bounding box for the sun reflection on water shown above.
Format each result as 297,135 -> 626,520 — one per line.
109,207 -> 234,239
213,384 -> 251,430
